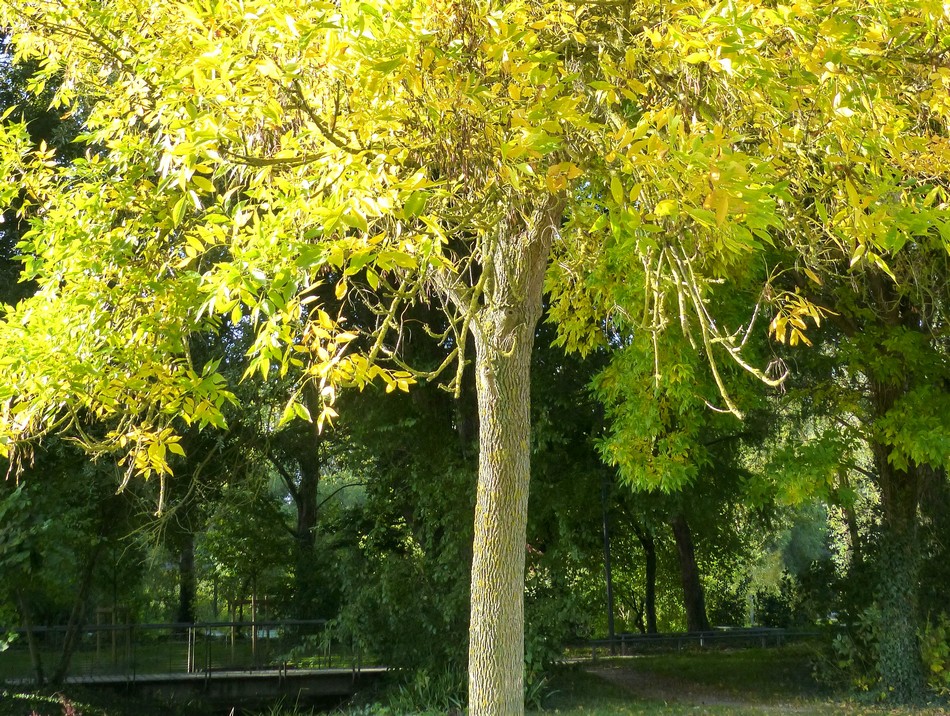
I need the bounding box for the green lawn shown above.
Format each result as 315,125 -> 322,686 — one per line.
534,646 -> 948,716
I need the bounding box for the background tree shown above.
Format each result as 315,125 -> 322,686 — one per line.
0,443 -> 136,685
548,1 -> 949,701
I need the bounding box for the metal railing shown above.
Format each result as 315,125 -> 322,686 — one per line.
581,627 -> 820,658
1,619 -> 367,684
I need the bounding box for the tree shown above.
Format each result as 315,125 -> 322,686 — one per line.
548,1 -> 949,701
5,0 -> 939,710
742,3 -> 950,698
0,441 -> 135,685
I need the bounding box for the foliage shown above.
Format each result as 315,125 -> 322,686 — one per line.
823,622 -> 878,694
198,478 -> 294,609
920,615 -> 950,697
335,668 -> 466,716
385,668 -> 467,715
0,691 -> 100,716
0,47 -> 84,307
330,380 -> 475,675
820,603 -> 950,701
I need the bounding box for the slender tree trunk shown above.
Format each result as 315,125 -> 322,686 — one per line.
837,470 -> 864,570
294,392 -> 321,618
176,531 -> 196,625
466,197 -> 561,716
671,513 -> 709,632
601,477 -> 615,644
633,524 -> 658,634
16,588 -> 45,686
864,363 -> 927,703
51,541 -> 103,685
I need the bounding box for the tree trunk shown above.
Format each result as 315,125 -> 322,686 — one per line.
671,513 -> 709,632
16,588 -> 45,686
51,541 -> 103,685
865,363 -> 927,703
294,391 -> 321,618
466,197 -> 561,716
601,477 -> 615,643
176,531 -> 196,625
873,451 -> 926,702
634,524 -> 658,634
469,335 -> 533,715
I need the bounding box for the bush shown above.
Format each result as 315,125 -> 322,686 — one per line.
921,615 -> 950,696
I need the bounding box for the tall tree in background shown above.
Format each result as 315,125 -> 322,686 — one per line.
549,2 -> 949,701
752,4 -> 950,699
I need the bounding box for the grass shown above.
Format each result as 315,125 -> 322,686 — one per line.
602,645 -> 827,700
532,645 -> 949,716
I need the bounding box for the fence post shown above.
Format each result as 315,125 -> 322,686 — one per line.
186,625 -> 196,674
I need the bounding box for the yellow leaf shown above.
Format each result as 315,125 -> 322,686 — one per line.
546,173 -> 566,192
610,175 -> 624,205
713,191 -> 729,225
191,175 -> 215,193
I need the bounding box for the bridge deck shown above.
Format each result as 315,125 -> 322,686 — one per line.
5,667 -> 389,704
39,666 -> 386,685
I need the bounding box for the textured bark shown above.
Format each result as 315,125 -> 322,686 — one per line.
467,197 -> 561,716
671,513 -> 709,632
469,333 -> 533,715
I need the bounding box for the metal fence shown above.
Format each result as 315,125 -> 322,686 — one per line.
1,619 -> 366,684
581,627 -> 820,659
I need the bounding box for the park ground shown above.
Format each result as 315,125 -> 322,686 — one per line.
2,646 -> 949,716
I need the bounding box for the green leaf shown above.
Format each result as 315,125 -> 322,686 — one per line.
404,191 -> 428,218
